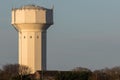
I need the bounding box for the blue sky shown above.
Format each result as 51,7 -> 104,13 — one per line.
0,0 -> 120,70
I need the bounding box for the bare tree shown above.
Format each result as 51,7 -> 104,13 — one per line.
72,67 -> 91,72
19,64 -> 31,75
0,64 -> 31,80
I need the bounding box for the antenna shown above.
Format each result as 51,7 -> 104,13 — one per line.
52,4 -> 54,10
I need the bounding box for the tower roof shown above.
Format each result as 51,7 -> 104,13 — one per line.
13,5 -> 48,10
22,5 -> 46,9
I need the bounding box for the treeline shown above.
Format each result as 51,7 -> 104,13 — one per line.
90,66 -> 120,80
72,66 -> 120,80
1,64 -> 120,80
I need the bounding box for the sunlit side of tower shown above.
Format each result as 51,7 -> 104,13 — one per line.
11,5 -> 53,73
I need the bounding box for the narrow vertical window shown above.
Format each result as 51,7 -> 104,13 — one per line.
37,36 -> 39,39
30,36 -> 32,38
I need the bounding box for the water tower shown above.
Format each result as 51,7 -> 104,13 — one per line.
11,5 -> 53,73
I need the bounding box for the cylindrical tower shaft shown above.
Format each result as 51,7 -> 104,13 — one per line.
11,5 -> 53,73
19,30 -> 47,71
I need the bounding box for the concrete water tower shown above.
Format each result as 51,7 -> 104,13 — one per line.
11,5 -> 53,73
